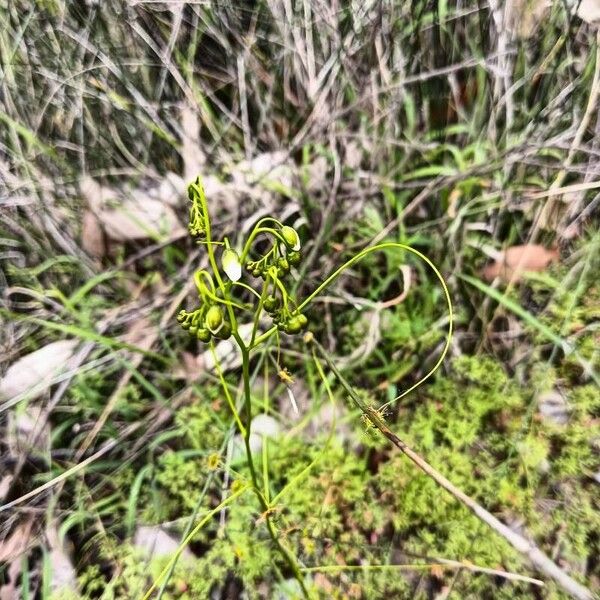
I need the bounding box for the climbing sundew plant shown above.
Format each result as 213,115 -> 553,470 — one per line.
143,179 -> 595,600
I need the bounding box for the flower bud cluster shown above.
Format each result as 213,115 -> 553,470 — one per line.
245,224 -> 302,280
187,181 -> 207,239
245,253 -> 300,279
262,292 -> 308,335
177,301 -> 232,343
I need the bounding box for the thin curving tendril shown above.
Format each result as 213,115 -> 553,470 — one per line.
298,242 -> 453,407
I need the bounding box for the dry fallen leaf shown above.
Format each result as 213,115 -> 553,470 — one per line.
7,404 -> 50,456
147,171 -> 185,207
133,526 -> 196,562
538,389 -> 569,425
0,476 -> 13,501
81,209 -> 105,258
482,244 -> 559,282
232,151 -> 295,190
121,317 -> 156,350
0,518 -> 34,563
0,559 -> 21,600
344,140 -> 362,170
95,195 -> 183,242
0,340 -> 78,402
173,351 -> 200,382
47,526 -> 78,595
508,0 -> 551,38
81,176 -> 184,242
180,105 -> 205,182
302,155 -> 328,193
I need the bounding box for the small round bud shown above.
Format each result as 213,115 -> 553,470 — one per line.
297,314 -> 308,329
205,305 -> 224,333
189,325 -> 198,336
181,321 -> 191,330
287,250 -> 301,266
263,295 -> 280,313
197,328 -> 212,343
277,257 -> 289,271
176,310 -> 186,323
215,322 -> 232,340
286,317 -> 303,334
281,225 -> 301,251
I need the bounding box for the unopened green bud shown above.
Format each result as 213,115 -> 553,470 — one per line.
205,305 -> 224,333
215,322 -> 232,340
277,257 -> 289,270
197,328 -> 212,343
287,251 -> 301,266
281,225 -> 300,250
263,295 -> 280,313
286,317 -> 303,334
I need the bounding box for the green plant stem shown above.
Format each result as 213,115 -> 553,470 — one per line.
193,179 -> 238,332
238,342 -> 312,599
142,484 -> 251,600
240,223 -> 285,264
251,241 -> 453,407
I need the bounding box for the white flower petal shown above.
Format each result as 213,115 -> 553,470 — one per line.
222,249 -> 242,281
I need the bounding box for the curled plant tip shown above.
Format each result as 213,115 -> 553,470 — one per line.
280,225 -> 301,251
187,181 -> 207,239
222,248 -> 242,281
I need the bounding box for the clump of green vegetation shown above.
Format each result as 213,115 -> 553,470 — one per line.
68,347 -> 595,599
57,190 -> 599,600
5,4 -> 600,598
